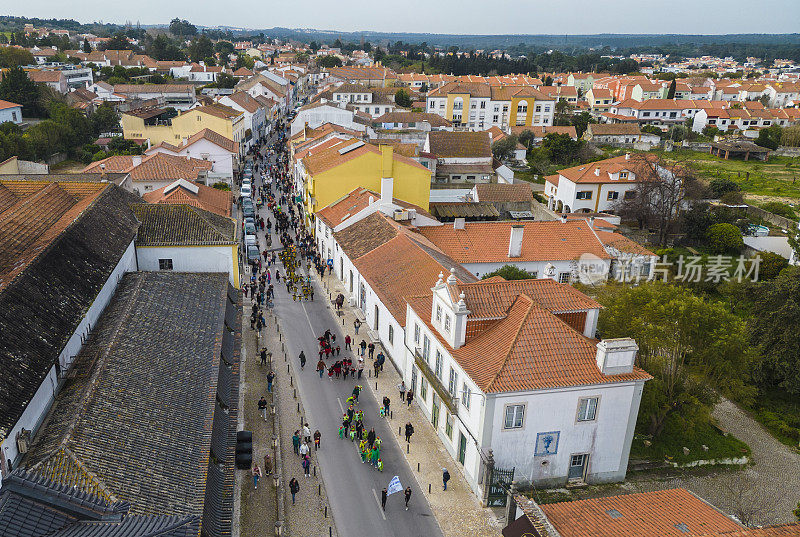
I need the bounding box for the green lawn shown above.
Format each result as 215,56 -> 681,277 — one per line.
664,149 -> 800,199
630,420 -> 751,466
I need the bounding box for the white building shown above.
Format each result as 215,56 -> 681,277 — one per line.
145,128 -> 239,184
218,91 -> 267,153
290,101 -> 366,136
0,99 -> 23,124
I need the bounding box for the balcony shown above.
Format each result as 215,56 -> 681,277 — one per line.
414,349 -> 458,413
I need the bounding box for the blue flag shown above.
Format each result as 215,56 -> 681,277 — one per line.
386,475 -> 403,496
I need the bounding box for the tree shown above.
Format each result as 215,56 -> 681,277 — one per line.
214,40 -> 235,57
570,111 -> 595,138
82,38 -> 92,53
754,124 -> 782,150
309,41 -> 321,52
749,266 -> 800,395
213,72 -> 236,89
540,133 -> 584,165
482,265 -> 536,280
760,201 -> 796,219
709,177 -> 740,198
491,135 -> 518,161
394,88 -> 412,108
318,55 -> 342,68
597,282 -> 753,437
147,34 -> 185,61
90,103 -> 119,135
99,34 -> 131,51
0,46 -> 35,68
758,252 -> 789,281
188,35 -> 214,63
543,75 -> 553,86
667,78 -> 676,99
706,223 -> 743,254
169,18 -> 197,37
48,102 -> 91,147
0,66 -> 42,116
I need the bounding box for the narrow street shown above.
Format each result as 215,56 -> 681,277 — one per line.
239,112 -> 444,537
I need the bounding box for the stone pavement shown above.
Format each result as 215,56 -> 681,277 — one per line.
315,271 -> 503,537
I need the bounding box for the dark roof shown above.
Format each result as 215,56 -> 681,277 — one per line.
333,212 -> 399,259
132,203 -> 236,246
428,131 -> 492,159
0,183 -> 140,441
23,272 -> 238,534
711,140 -> 770,153
429,202 -> 501,218
0,173 -> 131,187
0,470 -> 200,537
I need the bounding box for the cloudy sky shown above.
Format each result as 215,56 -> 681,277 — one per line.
8,0 -> 800,34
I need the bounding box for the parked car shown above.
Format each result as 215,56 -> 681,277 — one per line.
247,244 -> 260,264
241,185 -> 252,198
244,222 -> 256,235
245,233 -> 257,247
242,205 -> 255,219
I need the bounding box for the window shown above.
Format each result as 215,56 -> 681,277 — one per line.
517,103 -> 528,113
624,190 -> 637,200
197,115 -> 202,121
620,171 -> 628,179
480,101 -> 486,109
444,315 -> 451,333
493,115 -> 499,122
435,351 -> 443,379
158,258 -> 173,270
642,111 -> 650,117
374,305 -> 379,330
389,325 -> 394,344
445,412 -> 454,439
576,191 -> 593,200
607,191 -> 619,200
470,102 -> 476,109
420,376 -> 428,400
414,323 -> 420,344
504,404 -> 525,429
435,304 -> 442,323
461,382 -> 470,409
558,272 -> 571,284
535,105 -> 541,112
448,368 -> 458,397
577,397 -> 598,421
423,335 -> 430,360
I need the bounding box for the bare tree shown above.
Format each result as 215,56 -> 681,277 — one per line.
717,473 -> 777,527
615,153 -> 699,246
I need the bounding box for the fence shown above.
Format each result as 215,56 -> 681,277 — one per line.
745,205 -> 797,230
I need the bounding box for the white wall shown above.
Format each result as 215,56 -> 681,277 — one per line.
0,106 -> 23,124
136,245 -> 237,286
0,241 -> 137,486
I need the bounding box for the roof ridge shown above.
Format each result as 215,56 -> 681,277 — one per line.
188,205 -> 232,241
484,295 -> 534,392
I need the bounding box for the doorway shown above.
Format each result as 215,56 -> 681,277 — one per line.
431,393 -> 440,429
568,453 -> 588,480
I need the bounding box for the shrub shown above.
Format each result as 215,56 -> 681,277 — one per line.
709,177 -> 740,198
706,223 -> 743,254
761,201 -> 796,219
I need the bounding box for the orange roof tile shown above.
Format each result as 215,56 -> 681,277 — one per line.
83,153 -> 212,182
142,179 -> 232,217
556,153 -> 660,184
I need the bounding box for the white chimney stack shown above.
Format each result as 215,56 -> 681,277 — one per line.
380,177 -> 393,205
625,152 -> 630,160
595,338 -> 638,375
453,217 -> 465,230
560,214 -> 567,223
594,167 -> 600,176
368,195 -> 374,205
508,225 -> 524,258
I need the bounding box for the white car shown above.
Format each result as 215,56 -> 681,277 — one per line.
242,178 -> 252,189
241,184 -> 252,198
245,233 -> 257,247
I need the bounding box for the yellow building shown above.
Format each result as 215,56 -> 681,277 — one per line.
300,142 -> 431,225
122,104 -> 246,155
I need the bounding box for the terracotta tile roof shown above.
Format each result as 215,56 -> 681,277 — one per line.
28,70 -> 63,83
183,128 -> 239,154
474,183 -> 533,203
142,179 -> 232,218
373,111 -> 452,127
556,153 -> 660,184
427,131 -> 492,159
131,203 -> 235,245
540,488 -> 743,537
406,277 -> 650,392
511,125 -> 577,138
428,81 -> 491,98
302,141 -> 427,176
316,187 -> 432,229
596,230 -> 655,256
587,123 -> 643,136
191,103 -> 242,120
327,66 -> 397,81
83,153 -> 212,182
225,91 -> 261,114
418,220 -> 610,264
0,99 -> 21,111
332,212 -> 399,259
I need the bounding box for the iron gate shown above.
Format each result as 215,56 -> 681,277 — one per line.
487,466 -> 514,506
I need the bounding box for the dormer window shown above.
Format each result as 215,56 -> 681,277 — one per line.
620,171 -> 629,179
444,315 -> 451,333
436,304 -> 442,323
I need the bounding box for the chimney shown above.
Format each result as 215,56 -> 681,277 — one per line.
595,338 -> 638,375
131,155 -> 143,166
453,217 -> 465,230
368,195 -> 374,205
380,176 -> 393,204
380,145 -> 394,178
625,152 -> 630,160
560,213 -> 567,223
508,225 -> 524,258
594,167 -> 600,176
589,216 -> 595,228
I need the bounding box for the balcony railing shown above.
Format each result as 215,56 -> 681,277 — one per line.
414,348 -> 458,413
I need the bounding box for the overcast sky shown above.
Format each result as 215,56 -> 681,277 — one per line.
8,0 -> 800,35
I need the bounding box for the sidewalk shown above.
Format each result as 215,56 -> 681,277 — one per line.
314,271 -> 503,537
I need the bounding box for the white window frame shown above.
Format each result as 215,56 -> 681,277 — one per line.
576,396 -> 599,422
503,403 -> 525,430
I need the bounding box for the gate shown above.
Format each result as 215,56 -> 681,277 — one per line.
487,466 -> 514,507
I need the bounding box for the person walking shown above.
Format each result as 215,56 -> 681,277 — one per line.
299,441 -> 310,458
299,350 -> 306,369
373,358 -> 381,379
258,396 -> 268,421
289,478 -> 299,504
354,319 -> 362,334
292,431 -> 301,455
367,428 -> 376,449
382,396 -> 390,416
368,343 -> 376,359
260,348 -> 268,366
404,487 -> 412,510
359,340 -> 367,356
267,370 -> 275,393
398,381 -> 406,401
344,335 -> 352,350
303,423 -> 311,444
251,464 -> 262,489
442,468 -> 451,491
263,453 -> 272,476
301,455 -> 311,477
405,422 -> 414,443
316,358 -> 325,378
381,488 -> 388,511
313,429 -> 321,450
406,389 -> 414,407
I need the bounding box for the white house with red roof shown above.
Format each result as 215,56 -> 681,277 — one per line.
0,100 -> 23,125
144,128 -> 239,184
403,274 -> 650,494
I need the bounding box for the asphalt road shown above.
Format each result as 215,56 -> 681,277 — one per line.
250,125 -> 444,537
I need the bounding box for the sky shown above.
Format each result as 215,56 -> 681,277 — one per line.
7,0 -> 800,35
